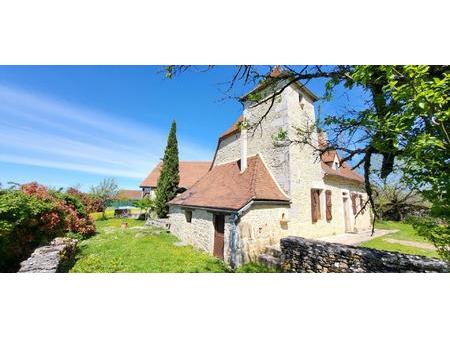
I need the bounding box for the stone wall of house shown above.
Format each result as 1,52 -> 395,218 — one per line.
18,237 -> 78,273
213,132 -> 241,166
234,204 -> 290,264
244,93 -> 291,195
168,205 -> 215,253
280,236 -> 449,273
322,177 -> 372,234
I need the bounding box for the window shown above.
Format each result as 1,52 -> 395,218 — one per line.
184,210 -> 192,223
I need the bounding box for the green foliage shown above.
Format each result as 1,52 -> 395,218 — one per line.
154,121 -> 180,218
0,183 -> 95,271
324,65 -> 449,219
0,190 -> 56,271
133,197 -> 153,212
407,216 -> 450,261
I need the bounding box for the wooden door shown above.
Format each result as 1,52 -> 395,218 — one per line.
343,197 -> 351,232
213,214 -> 225,259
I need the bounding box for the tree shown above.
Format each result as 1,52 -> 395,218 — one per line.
154,120 -> 180,218
373,182 -> 429,222
134,197 -> 153,220
90,178 -> 119,219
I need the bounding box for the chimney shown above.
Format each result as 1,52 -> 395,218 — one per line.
318,130 -> 328,149
240,124 -> 248,172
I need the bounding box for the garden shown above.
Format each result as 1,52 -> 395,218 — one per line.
1,180 -> 448,273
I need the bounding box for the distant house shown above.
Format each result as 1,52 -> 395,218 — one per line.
111,189 -> 142,208
116,189 -> 142,201
139,161 -> 211,198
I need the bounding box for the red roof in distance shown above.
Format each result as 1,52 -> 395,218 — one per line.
140,161 -> 212,189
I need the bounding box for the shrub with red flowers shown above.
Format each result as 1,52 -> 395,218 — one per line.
0,182 -> 95,271
66,187 -> 104,214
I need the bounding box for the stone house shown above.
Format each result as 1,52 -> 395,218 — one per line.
146,70 -> 372,267
140,161 -> 211,198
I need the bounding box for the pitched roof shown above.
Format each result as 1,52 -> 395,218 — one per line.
116,189 -> 142,200
320,150 -> 365,183
219,115 -> 243,140
140,161 -> 212,188
169,155 -> 289,211
240,67 -> 319,102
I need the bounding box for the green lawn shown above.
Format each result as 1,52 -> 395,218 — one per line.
360,220 -> 439,258
70,218 -> 230,272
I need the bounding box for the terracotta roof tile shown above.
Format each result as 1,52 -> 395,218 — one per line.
140,161 -> 211,188
321,150 -> 337,163
169,155 -> 289,211
321,161 -> 365,183
219,115 -> 243,140
116,189 -> 142,200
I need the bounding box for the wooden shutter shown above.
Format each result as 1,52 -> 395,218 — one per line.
325,190 -> 332,222
359,195 -> 365,214
351,193 -> 357,215
311,189 -> 317,223
311,189 -> 321,223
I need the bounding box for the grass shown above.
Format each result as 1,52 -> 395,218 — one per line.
361,237 -> 439,258
71,216 -> 276,273
360,220 -> 439,258
90,208 -> 141,221
70,218 -> 230,272
372,220 -> 430,243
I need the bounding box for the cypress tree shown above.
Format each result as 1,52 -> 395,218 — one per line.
154,120 -> 180,218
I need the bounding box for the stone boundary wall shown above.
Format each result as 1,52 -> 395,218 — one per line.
280,236 -> 449,273
18,238 -> 78,273
145,218 -> 171,229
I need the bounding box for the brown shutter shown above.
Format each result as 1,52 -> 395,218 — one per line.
316,190 -> 321,219
359,195 -> 365,214
351,193 -> 357,215
311,189 -> 318,223
325,190 -> 332,222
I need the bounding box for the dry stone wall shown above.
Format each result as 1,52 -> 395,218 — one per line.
281,236 -> 449,273
18,238 -> 78,273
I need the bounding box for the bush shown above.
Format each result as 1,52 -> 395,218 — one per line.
66,187 -> 104,213
0,182 -> 96,271
407,216 -> 450,261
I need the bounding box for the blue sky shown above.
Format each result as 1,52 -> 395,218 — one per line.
0,66 -> 364,191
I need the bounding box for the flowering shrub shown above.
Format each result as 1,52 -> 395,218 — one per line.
0,182 -> 95,271
66,187 -> 104,214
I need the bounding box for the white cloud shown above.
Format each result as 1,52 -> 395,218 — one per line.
0,84 -> 213,179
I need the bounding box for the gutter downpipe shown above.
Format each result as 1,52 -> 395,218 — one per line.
229,201 -> 254,269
